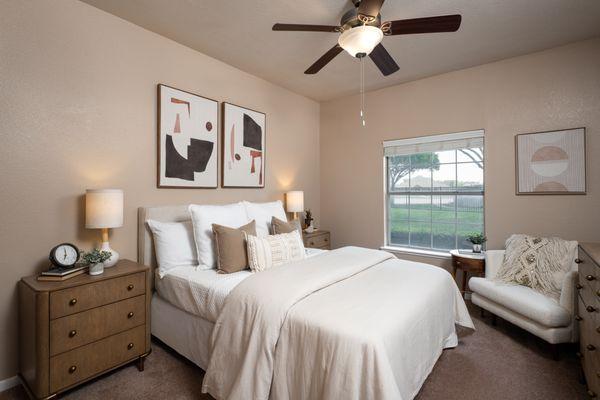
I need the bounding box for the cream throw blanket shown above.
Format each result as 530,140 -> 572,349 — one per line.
495,234 -> 578,299
201,246 -> 474,400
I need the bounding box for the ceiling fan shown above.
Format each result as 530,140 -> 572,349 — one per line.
272,0 -> 462,76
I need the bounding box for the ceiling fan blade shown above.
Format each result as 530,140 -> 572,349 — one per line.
305,45 -> 344,74
358,0 -> 385,19
369,43 -> 399,76
385,14 -> 462,35
273,23 -> 339,32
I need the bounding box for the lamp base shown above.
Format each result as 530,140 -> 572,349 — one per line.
100,241 -> 119,267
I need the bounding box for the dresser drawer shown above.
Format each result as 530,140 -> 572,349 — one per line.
50,295 -> 146,356
50,272 -> 145,319
304,233 -> 330,249
50,325 -> 145,393
579,250 -> 600,295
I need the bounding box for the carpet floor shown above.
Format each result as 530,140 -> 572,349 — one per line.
1,303 -> 587,400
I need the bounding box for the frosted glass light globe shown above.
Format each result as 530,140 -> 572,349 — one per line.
338,25 -> 384,57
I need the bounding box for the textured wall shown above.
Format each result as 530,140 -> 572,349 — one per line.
320,38 -> 600,266
0,0 -> 320,380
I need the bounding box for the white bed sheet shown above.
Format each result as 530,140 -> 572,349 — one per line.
155,248 -> 327,322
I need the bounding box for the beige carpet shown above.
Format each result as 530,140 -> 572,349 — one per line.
1,304 -> 586,400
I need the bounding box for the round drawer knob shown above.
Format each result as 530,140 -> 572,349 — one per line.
575,258 -> 583,264
127,343 -> 134,350
576,283 -> 584,290
588,390 -> 597,398
309,242 -> 314,246
128,312 -> 134,319
127,284 -> 134,291
587,344 -> 596,351
586,275 -> 596,281
576,351 -> 583,359
324,238 -> 328,242
69,298 -> 77,306
69,330 -> 77,338
68,365 -> 77,374
575,315 -> 583,321
587,306 -> 597,313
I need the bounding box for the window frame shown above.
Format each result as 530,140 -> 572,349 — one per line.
383,132 -> 485,254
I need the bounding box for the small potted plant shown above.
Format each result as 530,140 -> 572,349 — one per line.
81,249 -> 112,276
304,209 -> 314,232
466,233 -> 487,253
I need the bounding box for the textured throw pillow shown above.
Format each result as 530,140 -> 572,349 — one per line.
243,200 -> 287,237
246,231 -> 306,272
271,216 -> 301,235
495,234 -> 578,299
212,220 -> 256,274
147,220 -> 198,278
189,202 -> 250,270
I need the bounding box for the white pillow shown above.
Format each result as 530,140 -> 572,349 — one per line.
147,220 -> 197,278
189,202 -> 250,269
246,231 -> 306,272
243,200 -> 287,237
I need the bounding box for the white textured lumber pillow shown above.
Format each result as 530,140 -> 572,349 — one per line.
246,231 -> 306,272
189,202 -> 250,270
147,220 -> 198,278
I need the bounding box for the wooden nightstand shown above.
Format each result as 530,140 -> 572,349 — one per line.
303,230 -> 331,250
19,260 -> 151,399
450,249 -> 485,296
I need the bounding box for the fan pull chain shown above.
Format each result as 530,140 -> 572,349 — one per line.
360,56 -> 366,127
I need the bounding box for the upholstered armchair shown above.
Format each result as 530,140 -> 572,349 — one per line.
470,249 -> 579,356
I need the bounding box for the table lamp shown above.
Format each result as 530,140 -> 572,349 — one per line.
286,191 -> 304,220
85,189 -> 123,267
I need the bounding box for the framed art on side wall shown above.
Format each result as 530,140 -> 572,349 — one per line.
515,127 -> 586,195
222,102 -> 266,188
157,84 -> 218,188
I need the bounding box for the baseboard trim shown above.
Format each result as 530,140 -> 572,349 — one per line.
0,375 -> 21,393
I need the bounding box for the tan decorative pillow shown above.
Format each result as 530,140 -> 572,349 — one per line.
246,231 -> 306,272
212,220 -> 256,274
271,216 -> 301,235
495,234 -> 578,299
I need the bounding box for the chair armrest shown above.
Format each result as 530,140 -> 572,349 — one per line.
484,250 -> 505,279
559,270 -> 579,313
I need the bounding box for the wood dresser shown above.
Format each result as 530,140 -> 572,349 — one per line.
303,230 -> 331,250
19,260 -> 151,399
576,243 -> 600,399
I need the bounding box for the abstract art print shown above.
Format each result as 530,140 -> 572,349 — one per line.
158,84 -> 218,188
515,127 -> 586,194
222,102 -> 266,188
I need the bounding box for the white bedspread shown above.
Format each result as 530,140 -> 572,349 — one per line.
202,246 -> 474,400
155,248 -> 327,322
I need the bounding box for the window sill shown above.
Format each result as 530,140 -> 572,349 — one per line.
380,245 -> 451,260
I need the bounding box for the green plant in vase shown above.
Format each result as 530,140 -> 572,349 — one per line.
81,249 -> 112,276
466,233 -> 487,253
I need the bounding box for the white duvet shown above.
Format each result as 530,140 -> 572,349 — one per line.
202,246 -> 474,400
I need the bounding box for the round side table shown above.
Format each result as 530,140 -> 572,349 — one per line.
450,249 -> 485,296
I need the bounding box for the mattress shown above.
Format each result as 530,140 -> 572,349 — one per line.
155,248 -> 328,322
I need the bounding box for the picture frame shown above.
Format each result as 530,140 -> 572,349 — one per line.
221,102 -> 266,188
157,84 -> 219,188
515,127 -> 586,195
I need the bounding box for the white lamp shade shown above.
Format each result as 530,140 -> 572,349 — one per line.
85,189 -> 124,229
286,191 -> 304,213
338,25 -> 383,57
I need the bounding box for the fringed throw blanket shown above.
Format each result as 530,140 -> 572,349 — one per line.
495,234 -> 577,299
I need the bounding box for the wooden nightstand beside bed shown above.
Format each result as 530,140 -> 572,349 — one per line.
18,260 -> 151,399
303,230 -> 331,250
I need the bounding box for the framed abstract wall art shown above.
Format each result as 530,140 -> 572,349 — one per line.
157,84 -> 218,188
515,127 -> 586,195
222,102 -> 266,188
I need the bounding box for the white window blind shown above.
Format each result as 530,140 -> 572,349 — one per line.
383,130 -> 484,157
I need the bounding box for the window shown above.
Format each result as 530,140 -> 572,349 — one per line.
384,130 -> 484,252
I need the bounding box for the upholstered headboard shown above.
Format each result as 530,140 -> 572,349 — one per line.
137,205 -> 191,283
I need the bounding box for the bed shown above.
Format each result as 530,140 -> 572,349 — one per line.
138,204 -> 474,400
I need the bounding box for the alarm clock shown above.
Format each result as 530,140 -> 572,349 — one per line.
49,243 -> 80,268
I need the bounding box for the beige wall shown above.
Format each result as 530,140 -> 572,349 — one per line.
320,38 -> 600,267
0,0 -> 320,380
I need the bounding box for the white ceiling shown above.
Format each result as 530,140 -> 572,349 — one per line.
80,0 -> 600,101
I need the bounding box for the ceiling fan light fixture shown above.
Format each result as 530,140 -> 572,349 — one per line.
338,25 -> 383,57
